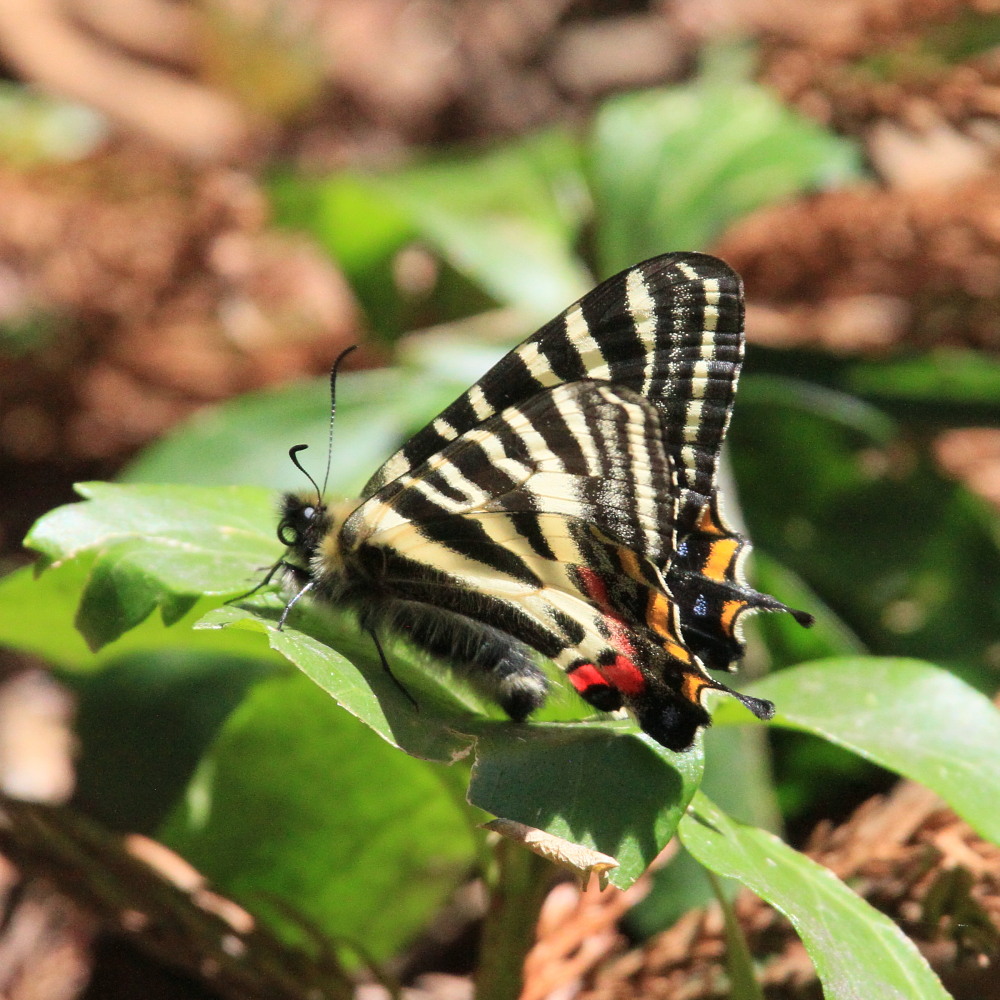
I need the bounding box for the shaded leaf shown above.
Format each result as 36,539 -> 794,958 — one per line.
731,389 -> 1000,682
468,722 -> 703,889
71,650 -> 280,833
163,672 -> 477,961
750,553 -> 868,670
848,350 -> 1000,426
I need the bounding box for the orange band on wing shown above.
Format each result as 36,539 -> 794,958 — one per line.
703,537 -> 739,581
618,547 -> 644,581
682,672 -> 713,706
720,599 -> 743,633
646,591 -> 693,663
696,506 -> 726,536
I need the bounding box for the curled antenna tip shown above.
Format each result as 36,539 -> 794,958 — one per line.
288,444 -> 322,500
332,344 -> 357,373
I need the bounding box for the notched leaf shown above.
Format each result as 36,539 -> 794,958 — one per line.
23,483 -> 279,649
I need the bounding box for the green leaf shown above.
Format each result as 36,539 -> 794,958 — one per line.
120,368 -> 471,497
200,601 -> 479,765
163,672 -> 477,960
375,129 -> 593,315
206,600 -> 701,888
590,51 -> 861,275
750,554 -> 868,669
624,846 -> 715,938
70,650 -> 279,833
848,350 -> 1000,411
270,171 -> 415,276
0,560 -> 96,666
274,130 -> 592,321
731,387 -> 1000,682
23,479 -> 702,887
719,657 -> 1000,844
680,793 -> 950,1000
467,722 -> 703,889
24,483 -> 278,650
701,724 -> 781,832
269,171 -> 416,340
707,869 -> 766,1000
739,374 -> 898,444
0,561 -> 277,671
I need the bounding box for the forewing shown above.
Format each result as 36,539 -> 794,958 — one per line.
363,251 -> 744,530
353,381 -> 679,567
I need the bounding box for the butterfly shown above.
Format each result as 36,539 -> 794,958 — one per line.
274,252 -> 812,752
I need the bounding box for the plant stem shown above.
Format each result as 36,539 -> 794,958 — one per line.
706,868 -> 765,1000
474,838 -> 555,1000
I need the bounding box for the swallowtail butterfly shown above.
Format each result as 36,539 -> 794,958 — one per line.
275,252 -> 812,751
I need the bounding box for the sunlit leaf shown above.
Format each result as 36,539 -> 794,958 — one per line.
681,794 -> 950,1000
24,483 -> 277,649
376,129 -> 593,314
717,657 -> 1000,844
590,52 -> 861,275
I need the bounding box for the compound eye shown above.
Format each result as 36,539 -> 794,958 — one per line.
302,506 -> 316,520
277,522 -> 298,547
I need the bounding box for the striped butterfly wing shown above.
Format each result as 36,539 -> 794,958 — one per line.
338,381 -> 773,751
363,252 -> 794,675
364,252 -> 742,533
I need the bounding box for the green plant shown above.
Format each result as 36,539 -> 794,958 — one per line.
5,56 -> 999,999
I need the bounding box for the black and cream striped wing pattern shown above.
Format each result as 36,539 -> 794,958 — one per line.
340,380 -> 746,750
283,252 -> 811,752
363,252 -> 742,534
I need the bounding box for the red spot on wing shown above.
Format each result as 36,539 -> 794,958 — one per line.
575,566 -> 637,657
568,663 -> 609,695
600,655 -> 646,695
576,566 -> 610,609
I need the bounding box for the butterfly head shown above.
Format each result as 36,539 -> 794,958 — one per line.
276,345 -> 358,572
277,491 -> 331,570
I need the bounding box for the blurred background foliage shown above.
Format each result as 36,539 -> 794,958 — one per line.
1,0 -> 999,997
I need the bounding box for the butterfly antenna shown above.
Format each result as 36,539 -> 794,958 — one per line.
288,444 -> 322,501
321,345 -> 357,498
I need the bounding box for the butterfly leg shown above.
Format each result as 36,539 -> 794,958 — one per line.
368,629 -> 419,709
227,557 -> 299,606
277,580 -> 315,630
